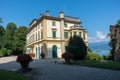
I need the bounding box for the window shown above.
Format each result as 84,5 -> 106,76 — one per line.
74,31 -> 77,36
79,32 -> 82,37
36,33 -> 37,41
38,31 -> 40,40
64,32 -> 68,39
52,21 -> 56,26
52,31 -> 56,38
41,23 -> 43,27
38,25 -> 40,29
115,29 -> 117,32
70,32 -> 72,36
83,33 -> 86,40
41,31 -> 43,39
64,23 -> 67,27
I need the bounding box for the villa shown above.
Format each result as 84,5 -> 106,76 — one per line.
26,10 -> 88,59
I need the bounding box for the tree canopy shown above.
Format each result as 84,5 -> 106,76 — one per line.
66,35 -> 87,60
0,25 -> 4,48
0,22 -> 27,57
116,19 -> 120,27
13,26 -> 27,54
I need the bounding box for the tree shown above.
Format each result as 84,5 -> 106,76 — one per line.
0,25 -> 4,48
3,22 -> 17,50
116,19 -> 120,27
66,35 -> 87,60
13,26 -> 27,54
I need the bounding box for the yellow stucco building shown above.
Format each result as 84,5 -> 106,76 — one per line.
26,11 -> 88,59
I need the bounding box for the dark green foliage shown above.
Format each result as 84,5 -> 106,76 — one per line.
0,22 -> 27,57
116,19 -> 120,27
3,22 -> 17,50
73,60 -> 120,71
66,35 -> 87,60
13,26 -> 27,55
108,39 -> 115,60
7,49 -> 13,56
106,53 -> 113,60
0,70 -> 31,80
0,48 -> 7,57
85,51 -> 101,61
102,55 -> 107,60
0,25 -> 4,48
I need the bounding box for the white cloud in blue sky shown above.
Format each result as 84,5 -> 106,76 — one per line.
88,31 -> 110,43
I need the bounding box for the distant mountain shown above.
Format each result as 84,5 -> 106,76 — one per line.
88,41 -> 111,56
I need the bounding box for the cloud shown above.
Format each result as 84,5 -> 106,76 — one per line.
88,31 -> 110,43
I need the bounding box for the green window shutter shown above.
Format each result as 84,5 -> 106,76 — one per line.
52,31 -> 56,38
64,32 -> 68,39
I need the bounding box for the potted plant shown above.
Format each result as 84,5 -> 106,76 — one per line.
40,52 -> 45,59
62,52 -> 73,63
16,54 -> 33,72
28,53 -> 35,58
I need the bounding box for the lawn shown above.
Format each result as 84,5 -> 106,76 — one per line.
73,60 -> 120,71
0,69 -> 31,80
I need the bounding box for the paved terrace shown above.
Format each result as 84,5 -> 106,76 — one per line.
0,56 -> 120,80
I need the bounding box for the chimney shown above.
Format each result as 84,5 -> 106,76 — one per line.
59,11 -> 64,18
40,14 -> 43,18
46,10 -> 49,16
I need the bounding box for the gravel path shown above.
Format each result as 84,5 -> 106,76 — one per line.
0,56 -> 120,80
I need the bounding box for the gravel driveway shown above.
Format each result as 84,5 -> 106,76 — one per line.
0,56 -> 120,80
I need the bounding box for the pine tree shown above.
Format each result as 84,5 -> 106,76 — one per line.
66,35 -> 87,60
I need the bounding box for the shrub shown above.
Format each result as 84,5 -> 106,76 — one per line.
0,48 -> 7,56
16,54 -> 33,63
102,55 -> 107,60
0,53 -> 4,57
106,53 -> 113,60
28,53 -> 35,58
7,49 -> 13,56
16,54 -> 33,70
66,35 -> 87,60
40,52 -> 45,59
85,52 -> 101,61
62,52 -> 73,63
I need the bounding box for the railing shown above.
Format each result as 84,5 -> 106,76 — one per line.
64,16 -> 80,22
70,26 -> 83,29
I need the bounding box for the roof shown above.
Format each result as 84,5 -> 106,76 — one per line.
28,15 -> 81,33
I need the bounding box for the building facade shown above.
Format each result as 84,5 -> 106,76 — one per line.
26,11 -> 88,59
110,25 -> 120,61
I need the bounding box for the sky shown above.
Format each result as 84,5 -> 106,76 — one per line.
0,0 -> 120,43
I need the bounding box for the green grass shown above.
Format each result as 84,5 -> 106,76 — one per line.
73,60 -> 120,70
0,70 -> 31,80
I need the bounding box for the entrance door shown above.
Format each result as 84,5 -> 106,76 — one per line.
52,45 -> 57,58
